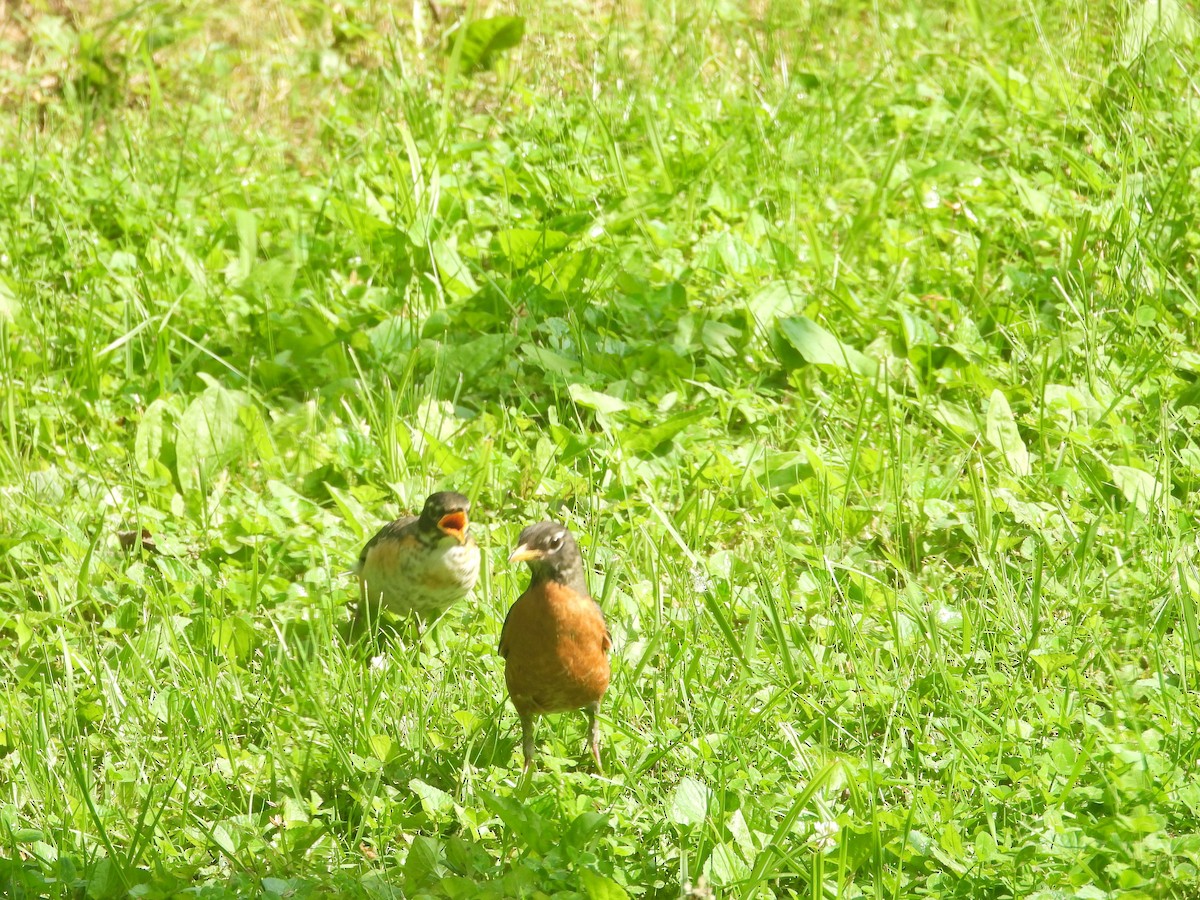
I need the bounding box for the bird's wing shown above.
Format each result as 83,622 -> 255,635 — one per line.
356,515 -> 420,572
498,600 -> 516,657
590,598 -> 612,653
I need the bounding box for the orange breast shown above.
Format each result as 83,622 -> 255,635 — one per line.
501,582 -> 611,716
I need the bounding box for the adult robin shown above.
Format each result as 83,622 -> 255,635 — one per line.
499,521 -> 611,773
352,491 -> 481,635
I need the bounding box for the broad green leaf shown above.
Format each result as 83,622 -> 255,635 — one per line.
568,383 -> 628,415
451,16 -> 525,72
135,399 -> 174,477
324,484 -> 370,539
0,278 -> 20,323
522,344 -> 579,379
1009,172 -> 1052,217
1043,383 -> 1096,420
1028,650 -> 1076,674
1048,737 -> 1076,775
670,777 -> 711,826
624,409 -> 705,454
85,857 -> 123,900
426,334 -> 518,383
548,422 -> 594,460
906,829 -> 932,855
414,428 -> 469,474
213,615 -> 256,662
939,823 -> 965,862
0,533 -> 33,556
1176,350 -> 1200,374
753,449 -> 816,490
777,316 -> 876,376
580,868 -> 630,900
1110,464 -> 1159,514
404,835 -> 441,889
745,282 -> 804,336
727,808 -> 756,856
929,399 -> 978,435
280,797 -> 310,825
975,831 -> 999,861
899,309 -> 937,348
563,811 -> 610,850
431,239 -> 479,296
176,384 -> 251,495
1123,0 -> 1195,60
706,841 -> 749,884
410,778 -> 454,818
210,822 -> 237,855
370,734 -> 397,763
494,228 -> 572,268
697,319 -> 739,358
481,791 -> 552,854
712,231 -> 754,274
531,248 -> 598,292
238,402 -> 275,465
234,208 -> 257,283
368,317 -> 418,359
985,390 -> 1031,476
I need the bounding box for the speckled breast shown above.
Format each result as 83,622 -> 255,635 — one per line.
359,537 -> 481,618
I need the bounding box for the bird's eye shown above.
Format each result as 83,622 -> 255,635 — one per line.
548,532 -> 564,549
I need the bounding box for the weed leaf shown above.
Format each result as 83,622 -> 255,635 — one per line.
777,316 -> 876,376
670,777 -> 711,826
1122,0 -> 1196,60
985,389 -> 1031,476
175,383 -> 251,495
451,16 -> 525,72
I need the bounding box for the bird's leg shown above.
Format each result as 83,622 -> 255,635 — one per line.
520,711 -> 536,774
586,701 -> 603,774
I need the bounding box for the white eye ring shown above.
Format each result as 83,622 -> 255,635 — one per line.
549,532 -> 565,549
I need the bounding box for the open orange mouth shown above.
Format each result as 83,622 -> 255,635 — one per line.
438,511 -> 468,541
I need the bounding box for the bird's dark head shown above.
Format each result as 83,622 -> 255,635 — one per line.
418,491 -> 472,544
508,521 -> 587,592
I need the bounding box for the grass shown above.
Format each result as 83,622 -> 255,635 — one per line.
2,0 -> 1200,896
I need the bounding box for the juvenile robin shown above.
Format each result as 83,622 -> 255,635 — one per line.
352,491 -> 481,635
499,521 -> 612,773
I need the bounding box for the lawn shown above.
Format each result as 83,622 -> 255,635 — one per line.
2,0 -> 1200,897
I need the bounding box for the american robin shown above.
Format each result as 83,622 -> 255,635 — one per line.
352,491 -> 481,634
499,521 -> 612,773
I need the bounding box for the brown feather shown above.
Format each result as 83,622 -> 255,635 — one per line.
502,581 -> 610,716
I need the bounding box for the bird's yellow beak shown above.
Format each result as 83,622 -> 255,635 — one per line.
437,511 -> 469,544
508,543 -> 543,564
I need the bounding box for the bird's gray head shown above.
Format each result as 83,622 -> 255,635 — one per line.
508,520 -> 588,594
